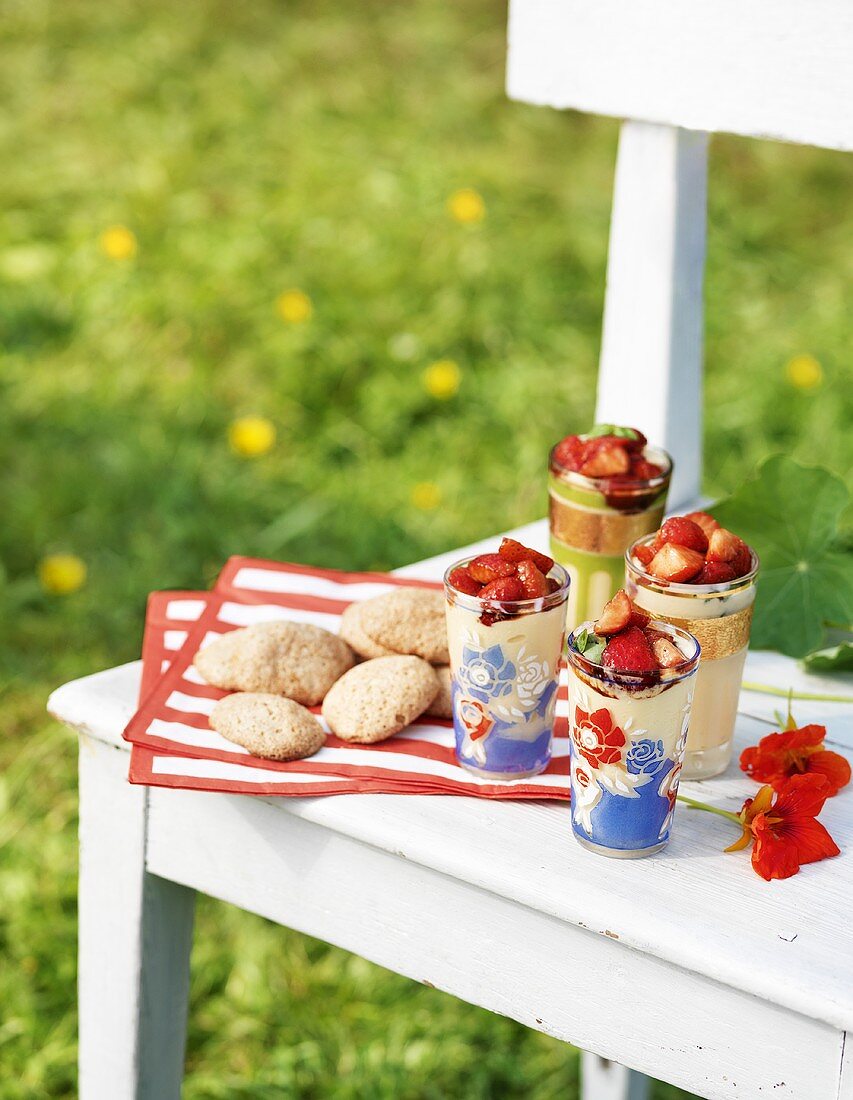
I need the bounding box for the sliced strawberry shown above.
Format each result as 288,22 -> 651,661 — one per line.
657,517 -> 709,554
652,636 -> 684,669
628,603 -> 651,628
552,435 -> 585,472
498,537 -> 554,574
730,539 -> 753,578
580,442 -> 631,478
516,559 -> 548,598
603,626 -> 658,673
595,589 -> 632,635
633,542 -> 656,568
545,576 -> 561,594
479,575 -> 525,602
647,544 -> 705,583
695,561 -> 737,585
706,527 -> 739,563
629,457 -> 664,480
468,553 -> 517,584
448,566 -> 483,596
684,511 -> 719,540
621,428 -> 647,453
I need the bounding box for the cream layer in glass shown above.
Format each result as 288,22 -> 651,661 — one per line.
625,537 -> 759,780
444,561 -> 570,780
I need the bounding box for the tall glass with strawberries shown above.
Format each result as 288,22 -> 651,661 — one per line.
566,589 -> 701,858
626,513 -> 759,780
548,426 -> 672,631
444,539 -> 570,780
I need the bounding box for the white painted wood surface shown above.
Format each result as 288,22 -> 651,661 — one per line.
78,736 -> 195,1100
507,0 -> 853,151
595,122 -> 707,508
50,522 -> 853,1099
581,1053 -> 650,1100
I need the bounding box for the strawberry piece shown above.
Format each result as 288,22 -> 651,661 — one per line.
479,576 -> 525,602
498,537 -> 554,574
647,544 -> 705,583
468,553 -> 517,584
545,576 -> 561,594
695,561 -> 737,585
730,540 -> 753,578
684,511 -> 719,541
657,517 -> 709,554
552,435 -> 585,472
595,590 -> 632,635
652,635 -> 684,669
633,543 -> 656,568
580,442 -> 631,478
448,566 -> 483,596
621,428 -> 647,453
516,559 -> 548,598
629,457 -> 664,480
629,603 -> 651,628
603,626 -> 658,673
706,527 -> 740,563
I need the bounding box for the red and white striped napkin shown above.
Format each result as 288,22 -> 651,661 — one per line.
126,557 -> 570,799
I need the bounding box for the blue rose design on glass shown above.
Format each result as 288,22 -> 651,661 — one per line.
626,737 -> 666,776
457,644 -> 515,704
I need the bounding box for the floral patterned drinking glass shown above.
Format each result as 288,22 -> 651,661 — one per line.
444,559 -> 570,780
565,621 -> 700,857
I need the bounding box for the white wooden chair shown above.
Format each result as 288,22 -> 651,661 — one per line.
49,4 -> 853,1098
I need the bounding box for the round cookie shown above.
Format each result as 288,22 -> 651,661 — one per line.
356,588 -> 449,664
425,666 -> 452,720
194,620 -> 355,705
322,655 -> 438,743
339,602 -> 398,660
210,693 -> 326,761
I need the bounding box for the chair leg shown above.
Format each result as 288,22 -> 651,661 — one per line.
78,735 -> 195,1100
581,1051 -> 651,1100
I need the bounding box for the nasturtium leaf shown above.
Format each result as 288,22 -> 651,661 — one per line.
712,456 -> 853,657
802,641 -> 853,673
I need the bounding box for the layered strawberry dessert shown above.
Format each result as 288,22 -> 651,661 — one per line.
444,539 -> 570,780
548,424 -> 672,630
626,512 -> 759,780
565,590 -> 700,858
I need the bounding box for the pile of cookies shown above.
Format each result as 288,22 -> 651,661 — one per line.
194,587 -> 451,761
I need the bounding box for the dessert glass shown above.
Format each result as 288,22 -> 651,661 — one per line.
444,560 -> 570,780
625,537 -> 759,780
548,445 -> 672,631
566,622 -> 700,858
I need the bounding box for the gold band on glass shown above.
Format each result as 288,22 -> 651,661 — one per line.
663,605 -> 754,661
549,493 -> 665,557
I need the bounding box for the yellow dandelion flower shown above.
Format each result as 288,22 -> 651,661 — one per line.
99,225 -> 137,260
785,354 -> 823,391
447,188 -> 485,224
422,359 -> 460,400
228,416 -> 276,458
411,482 -> 442,511
39,554 -> 87,596
276,288 -> 313,324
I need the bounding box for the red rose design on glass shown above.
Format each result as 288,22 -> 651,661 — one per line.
457,697 -> 494,742
572,706 -> 626,769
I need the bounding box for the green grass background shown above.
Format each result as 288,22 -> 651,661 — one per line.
1,0 -> 851,1095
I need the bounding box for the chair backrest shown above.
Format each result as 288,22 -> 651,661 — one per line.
506,0 -> 852,507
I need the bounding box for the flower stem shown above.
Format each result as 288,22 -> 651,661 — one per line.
741,681 -> 853,704
676,794 -> 742,825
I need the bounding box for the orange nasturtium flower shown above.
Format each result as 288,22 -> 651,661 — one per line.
725,775 -> 840,882
740,723 -> 851,796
